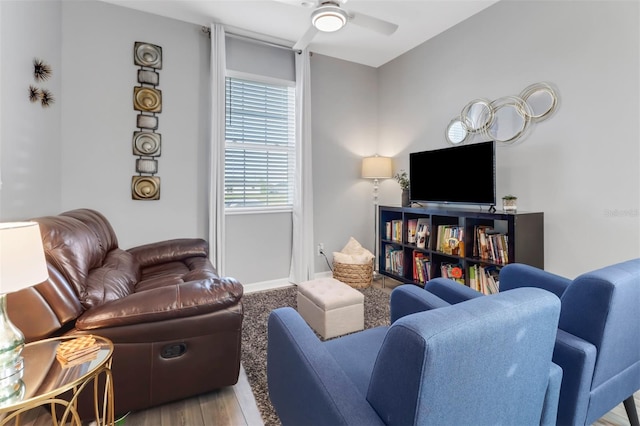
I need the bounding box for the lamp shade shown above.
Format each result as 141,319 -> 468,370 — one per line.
362,156 -> 392,179
0,222 -> 48,294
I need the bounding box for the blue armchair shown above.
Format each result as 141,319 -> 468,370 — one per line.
267,287 -> 562,426
393,258 -> 640,426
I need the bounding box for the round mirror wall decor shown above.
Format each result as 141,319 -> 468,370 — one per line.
446,118 -> 468,145
446,82 -> 558,146
520,82 -> 558,121
460,99 -> 493,134
486,96 -> 532,144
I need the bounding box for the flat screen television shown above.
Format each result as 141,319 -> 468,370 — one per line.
409,141 -> 496,206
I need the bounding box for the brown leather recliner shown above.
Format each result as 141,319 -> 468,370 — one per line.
7,208 -> 243,418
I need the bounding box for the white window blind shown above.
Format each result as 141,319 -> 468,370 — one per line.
225,76 -> 295,210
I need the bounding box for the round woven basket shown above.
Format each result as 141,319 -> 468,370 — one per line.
332,260 -> 373,289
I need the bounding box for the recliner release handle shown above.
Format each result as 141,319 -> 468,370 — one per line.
161,343 -> 187,359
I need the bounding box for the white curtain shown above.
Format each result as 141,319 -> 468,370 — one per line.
208,24 -> 226,275
289,49 -> 314,284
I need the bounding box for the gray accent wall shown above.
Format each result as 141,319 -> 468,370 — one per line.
60,0 -> 210,249
377,0 -> 639,278
310,54 -> 379,274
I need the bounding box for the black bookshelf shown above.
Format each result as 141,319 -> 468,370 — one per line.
378,205 -> 544,288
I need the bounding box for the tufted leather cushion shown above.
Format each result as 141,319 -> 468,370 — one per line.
84,248 -> 140,309
34,215 -> 104,301
62,208 -> 119,255
33,213 -> 142,310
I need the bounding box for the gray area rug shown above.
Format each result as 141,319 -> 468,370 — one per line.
240,284 -> 391,426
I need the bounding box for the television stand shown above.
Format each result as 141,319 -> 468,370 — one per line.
378,205 -> 543,290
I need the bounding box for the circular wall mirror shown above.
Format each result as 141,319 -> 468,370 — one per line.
520,83 -> 557,121
460,99 -> 493,134
486,96 -> 531,144
446,118 -> 468,145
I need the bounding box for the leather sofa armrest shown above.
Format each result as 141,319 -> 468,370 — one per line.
75,277 -> 242,330
127,238 -> 209,267
267,307 -> 385,426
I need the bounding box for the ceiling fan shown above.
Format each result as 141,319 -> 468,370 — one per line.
273,0 -> 399,50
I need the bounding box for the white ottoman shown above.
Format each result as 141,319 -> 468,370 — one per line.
297,277 -> 364,339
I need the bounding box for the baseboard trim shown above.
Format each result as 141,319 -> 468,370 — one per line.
243,279 -> 293,294
242,271 -> 333,294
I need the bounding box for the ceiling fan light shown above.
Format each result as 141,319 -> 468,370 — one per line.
312,6 -> 348,32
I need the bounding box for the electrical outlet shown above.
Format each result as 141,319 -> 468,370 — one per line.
317,243 -> 324,256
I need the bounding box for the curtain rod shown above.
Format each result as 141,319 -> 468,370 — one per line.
201,26 -> 295,52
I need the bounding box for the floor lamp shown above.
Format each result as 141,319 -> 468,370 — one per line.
362,156 -> 392,279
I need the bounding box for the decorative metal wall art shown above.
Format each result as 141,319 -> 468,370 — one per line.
28,58 -> 55,107
132,176 -> 161,200
33,58 -> 52,81
446,82 -> 558,146
132,42 -> 163,200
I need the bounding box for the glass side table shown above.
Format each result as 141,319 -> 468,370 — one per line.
0,335 -> 114,425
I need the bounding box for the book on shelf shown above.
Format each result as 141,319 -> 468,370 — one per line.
435,225 -> 464,256
385,222 -> 391,240
416,218 -> 430,249
469,264 -> 501,294
391,220 -> 403,242
440,262 -> 464,284
412,250 -> 431,284
384,245 -> 404,276
474,225 -> 508,264
407,219 -> 418,244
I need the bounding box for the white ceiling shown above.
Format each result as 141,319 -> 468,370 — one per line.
99,0 -> 499,68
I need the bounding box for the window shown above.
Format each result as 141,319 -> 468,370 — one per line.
224,75 -> 296,211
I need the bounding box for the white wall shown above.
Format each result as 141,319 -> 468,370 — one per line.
0,0 -> 62,220
377,0 -> 640,278
60,0 -> 210,248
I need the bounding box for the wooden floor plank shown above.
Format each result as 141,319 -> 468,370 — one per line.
232,365 -> 265,426
159,396 -> 205,426
198,387 -> 243,426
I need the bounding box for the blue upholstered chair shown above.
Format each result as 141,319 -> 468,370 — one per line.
267,287 -> 562,426
392,258 -> 640,426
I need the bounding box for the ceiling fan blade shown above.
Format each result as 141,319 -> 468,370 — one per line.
270,0 -> 317,7
349,11 -> 398,36
293,26 -> 319,50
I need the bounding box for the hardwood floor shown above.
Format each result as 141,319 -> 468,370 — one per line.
15,365 -> 263,426
118,365 -> 263,426
15,279 -> 640,425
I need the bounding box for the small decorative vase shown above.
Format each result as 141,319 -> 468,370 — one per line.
402,190 -> 410,207
502,198 -> 517,213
